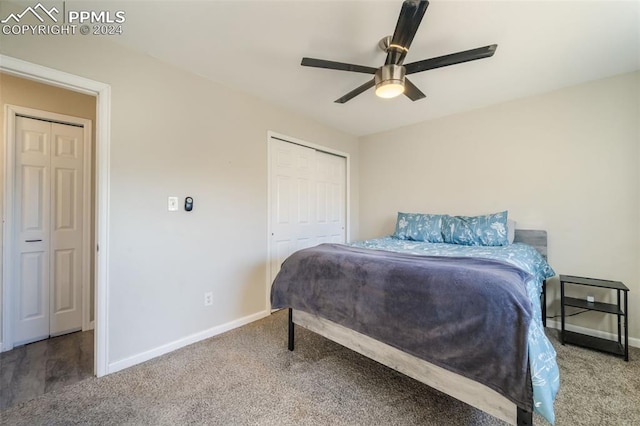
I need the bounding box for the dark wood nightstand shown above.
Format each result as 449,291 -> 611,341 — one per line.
560,275 -> 629,361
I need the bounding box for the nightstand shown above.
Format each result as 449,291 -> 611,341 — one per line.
560,275 -> 629,361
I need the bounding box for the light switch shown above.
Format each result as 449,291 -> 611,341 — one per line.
168,196 -> 179,211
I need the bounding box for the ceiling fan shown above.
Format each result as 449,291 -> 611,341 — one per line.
301,0 -> 497,103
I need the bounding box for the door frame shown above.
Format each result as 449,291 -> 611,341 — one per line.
1,55 -> 111,377
265,131 -> 350,311
6,106 -> 93,341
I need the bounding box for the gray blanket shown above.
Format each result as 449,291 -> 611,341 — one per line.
271,243 -> 534,409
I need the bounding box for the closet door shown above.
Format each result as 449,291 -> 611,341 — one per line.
268,138 -> 347,285
13,117 -> 84,345
269,139 -> 316,285
14,117 -> 51,345
49,122 -> 84,336
315,151 -> 346,244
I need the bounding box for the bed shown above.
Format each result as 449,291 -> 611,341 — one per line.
271,215 -> 559,426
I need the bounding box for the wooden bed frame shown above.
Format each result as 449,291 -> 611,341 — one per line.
286,230 -> 548,426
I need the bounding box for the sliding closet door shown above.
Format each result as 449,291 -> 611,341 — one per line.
315,150 -> 346,244
268,138 -> 347,285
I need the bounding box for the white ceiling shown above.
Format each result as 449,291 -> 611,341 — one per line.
113,1 -> 640,136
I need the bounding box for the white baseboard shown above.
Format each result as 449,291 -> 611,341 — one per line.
108,310 -> 271,374
546,320 -> 640,349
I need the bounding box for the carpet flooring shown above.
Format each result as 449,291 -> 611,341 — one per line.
1,310 -> 638,425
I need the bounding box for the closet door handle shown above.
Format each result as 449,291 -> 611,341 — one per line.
25,239 -> 42,242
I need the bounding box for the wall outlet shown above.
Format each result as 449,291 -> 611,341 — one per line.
586,295 -> 595,303
204,292 -> 213,306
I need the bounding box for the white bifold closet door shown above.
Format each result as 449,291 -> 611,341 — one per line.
269,138 -> 346,284
14,116 -> 84,346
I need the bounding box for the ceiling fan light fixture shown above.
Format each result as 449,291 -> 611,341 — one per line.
375,64 -> 405,99
375,82 -> 405,99
301,1 -> 497,103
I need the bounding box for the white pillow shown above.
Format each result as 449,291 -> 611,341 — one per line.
507,219 -> 516,244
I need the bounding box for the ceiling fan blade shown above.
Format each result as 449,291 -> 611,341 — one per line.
404,44 -> 498,75
334,79 -> 375,104
301,57 -> 377,74
386,0 -> 430,65
403,78 -> 426,101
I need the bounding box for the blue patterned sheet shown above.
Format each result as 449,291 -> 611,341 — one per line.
350,237 -> 559,424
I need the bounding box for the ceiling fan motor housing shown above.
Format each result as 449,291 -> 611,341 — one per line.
375,64 -> 406,88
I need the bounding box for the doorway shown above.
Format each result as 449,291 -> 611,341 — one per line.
1,55 -> 111,377
11,112 -> 92,346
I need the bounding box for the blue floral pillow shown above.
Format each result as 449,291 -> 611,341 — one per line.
393,212 -> 444,243
442,211 -> 509,246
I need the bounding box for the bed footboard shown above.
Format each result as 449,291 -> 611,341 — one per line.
287,308 -> 532,426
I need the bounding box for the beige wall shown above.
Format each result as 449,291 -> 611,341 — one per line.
2,4 -> 634,367
359,71 -> 640,344
0,72 -> 97,344
0,31 -> 359,363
